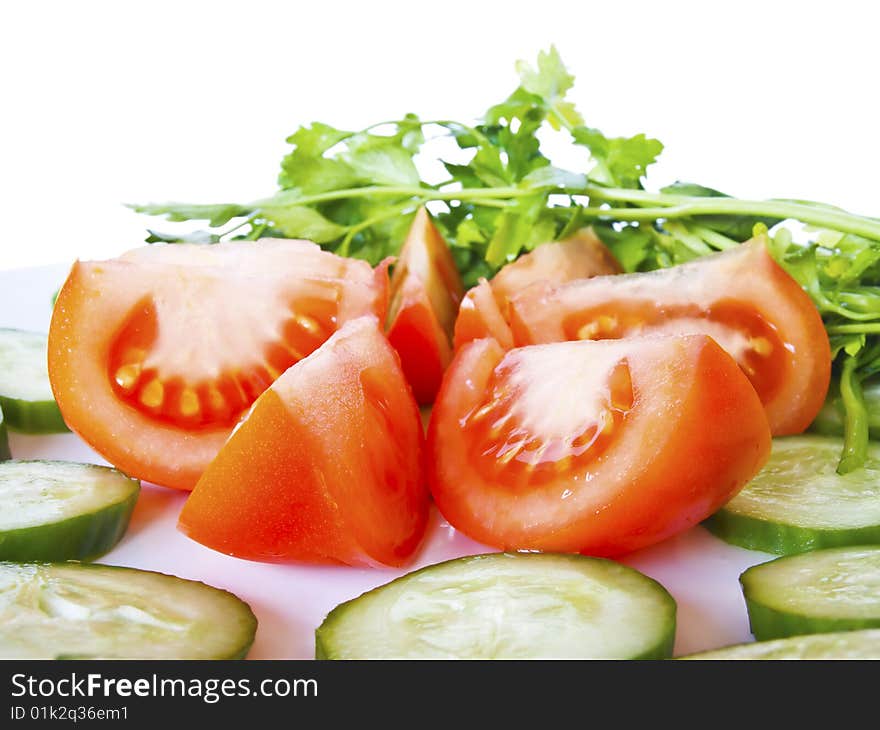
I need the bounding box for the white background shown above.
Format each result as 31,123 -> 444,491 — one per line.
2,0 -> 878,270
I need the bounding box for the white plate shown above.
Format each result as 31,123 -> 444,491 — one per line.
0,263 -> 772,659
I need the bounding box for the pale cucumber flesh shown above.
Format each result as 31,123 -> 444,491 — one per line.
316,552 -> 676,659
0,328 -> 67,433
0,460 -> 140,561
682,629 -> 880,659
705,436 -> 880,554
741,546 -> 880,640
0,562 -> 257,659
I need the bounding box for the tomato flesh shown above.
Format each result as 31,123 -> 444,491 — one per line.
49,239 -> 389,490
386,208 -> 464,404
428,334 -> 771,556
178,317 -> 429,567
453,229 -> 620,350
508,239 -> 831,435
453,278 -> 514,350
386,275 -> 453,404
462,349 -> 633,490
489,228 -> 622,315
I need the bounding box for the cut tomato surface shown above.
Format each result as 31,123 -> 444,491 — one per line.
453,278 -> 514,351
428,334 -> 771,556
386,208 -> 464,404
48,239 -> 389,490
453,229 -> 620,350
386,275 -> 453,405
178,317 -> 429,567
489,228 -> 622,315
508,239 -> 831,435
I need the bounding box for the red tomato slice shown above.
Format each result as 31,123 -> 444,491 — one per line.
490,228 -> 622,314
178,317 -> 429,567
386,208 -> 464,404
428,334 -> 771,556
386,275 -> 453,405
453,279 -> 514,350
453,229 -> 621,350
508,239 -> 830,435
48,239 -> 389,490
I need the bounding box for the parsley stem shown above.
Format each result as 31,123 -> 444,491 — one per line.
468,199 -> 516,209
218,213 -> 257,240
577,189 -> 880,241
262,184 -> 880,243
662,221 -> 712,255
838,355 -> 869,474
827,324 -> 880,335
254,185 -> 530,210
245,222 -> 268,241
686,224 -> 739,251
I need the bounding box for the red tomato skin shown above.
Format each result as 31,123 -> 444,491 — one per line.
427,335 -> 771,557
489,229 -> 622,314
385,209 -> 464,404
386,274 -> 452,405
743,244 -> 830,434
389,208 -> 464,337
180,389 -> 356,563
179,318 -> 429,567
370,257 -> 393,324
453,279 -> 515,350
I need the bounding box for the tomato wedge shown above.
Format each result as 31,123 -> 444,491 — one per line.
490,228 -> 622,315
508,239 -> 831,435
178,317 -> 428,567
48,239 -> 389,490
454,279 -> 515,350
386,208 -> 464,404
428,334 -> 771,556
453,229 -> 621,350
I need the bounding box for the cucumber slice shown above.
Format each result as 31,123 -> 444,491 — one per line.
741,545 -> 880,640
0,562 -> 257,659
0,406 -> 9,461
0,460 -> 139,561
316,552 -> 676,659
704,436 -> 880,555
681,629 -> 880,659
0,328 -> 67,433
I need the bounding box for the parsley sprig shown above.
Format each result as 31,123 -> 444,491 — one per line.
133,47 -> 880,473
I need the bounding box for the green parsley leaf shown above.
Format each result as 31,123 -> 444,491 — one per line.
145,229 -> 220,244
514,46 -> 583,130
574,126 -> 663,188
130,202 -> 251,228
260,205 -> 347,243
277,123 -> 357,193
516,46 -> 574,104
344,133 -> 421,187
520,166 -> 586,191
